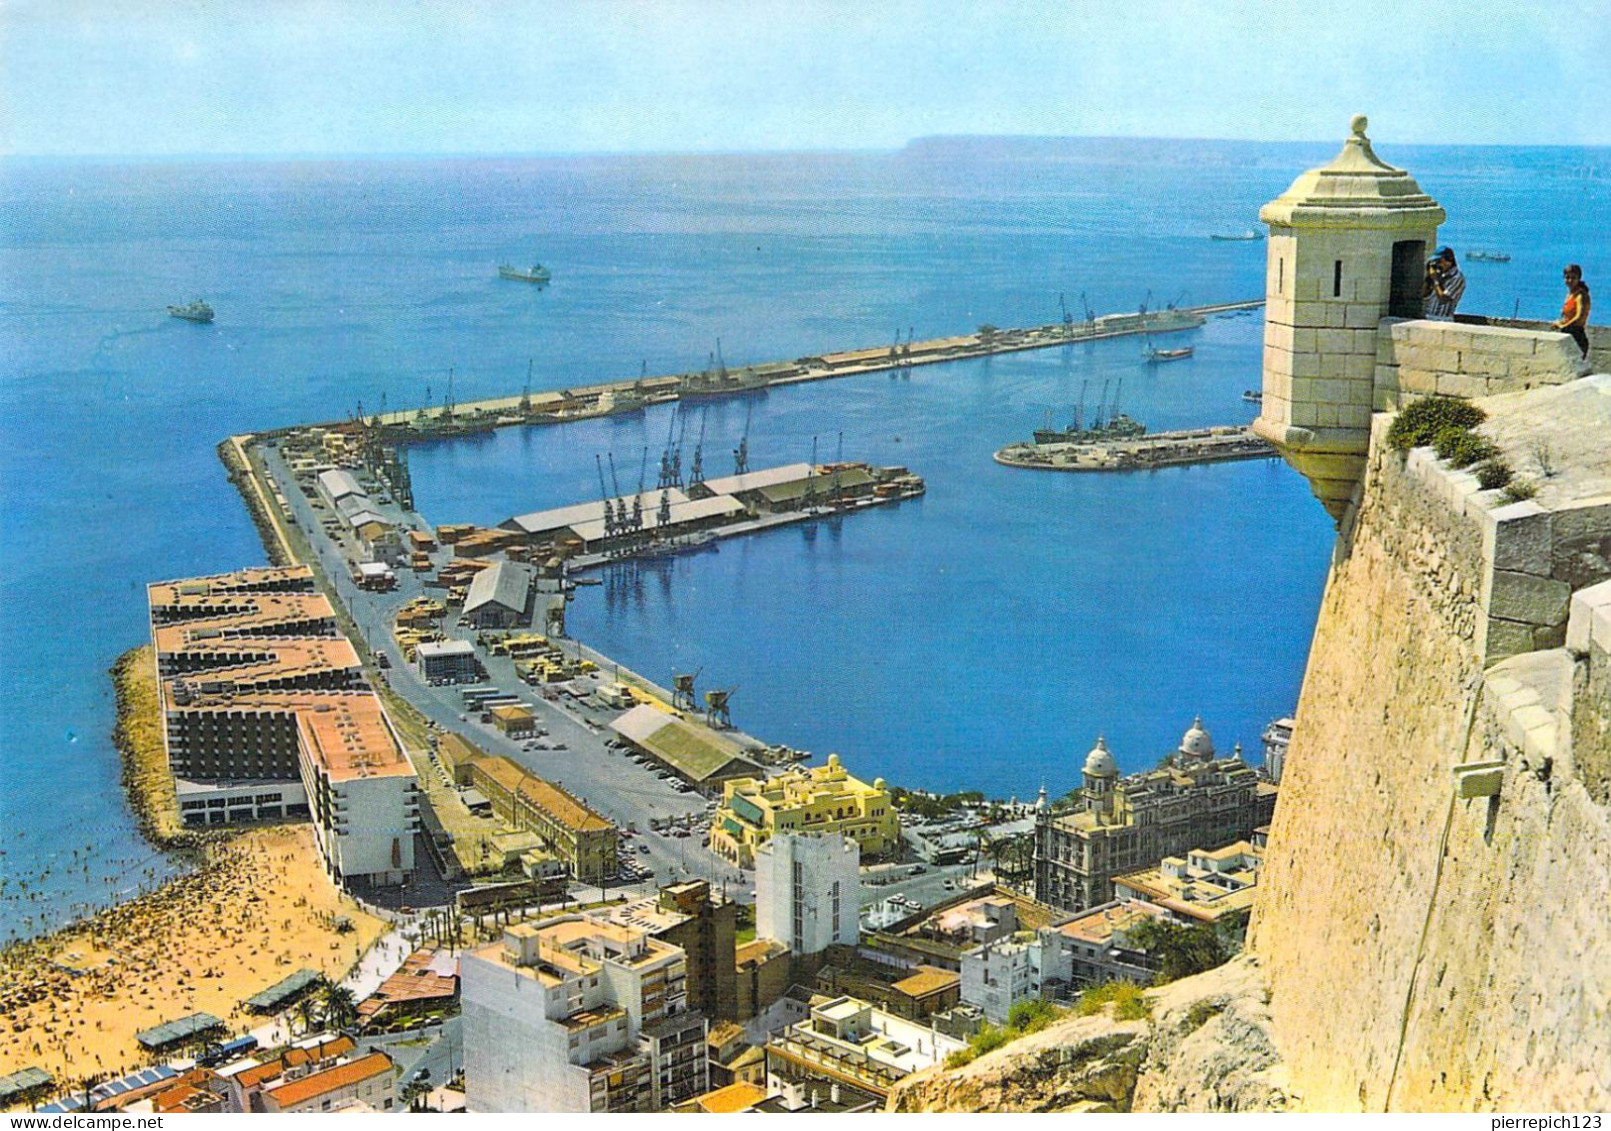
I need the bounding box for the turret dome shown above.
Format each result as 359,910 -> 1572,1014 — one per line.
1083,736 -> 1117,779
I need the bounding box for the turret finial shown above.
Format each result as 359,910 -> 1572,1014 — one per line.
1350,114 -> 1369,139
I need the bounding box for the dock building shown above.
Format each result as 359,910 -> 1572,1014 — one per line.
709,755 -> 900,869
147,566 -> 418,887
461,916 -> 705,1112
461,560 -> 537,629
609,703 -> 765,792
1033,721 -> 1277,913
464,755 -> 618,884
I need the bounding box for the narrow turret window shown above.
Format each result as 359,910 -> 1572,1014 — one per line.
1277,259 -> 1284,295
1334,260 -> 1344,297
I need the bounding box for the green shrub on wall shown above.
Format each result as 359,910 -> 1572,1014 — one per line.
1388,396 -> 1487,451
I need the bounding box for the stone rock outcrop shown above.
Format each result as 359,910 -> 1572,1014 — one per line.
888,956 -> 1289,1113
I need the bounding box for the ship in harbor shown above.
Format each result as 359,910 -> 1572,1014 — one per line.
498,263 -> 552,283
167,299 -> 214,323
1033,378 -> 1148,445
1210,229 -> 1263,242
678,341 -> 769,401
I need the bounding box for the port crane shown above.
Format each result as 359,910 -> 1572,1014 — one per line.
733,402 -> 752,476
801,436 -> 819,509
595,455 -> 618,544
705,686 -> 735,730
1060,293 -> 1074,337
672,668 -> 702,712
631,448 -> 648,535
520,359 -> 533,416
688,411 -> 708,490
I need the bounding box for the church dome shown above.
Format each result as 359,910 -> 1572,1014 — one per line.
1179,716 -> 1215,760
1083,736 -> 1117,779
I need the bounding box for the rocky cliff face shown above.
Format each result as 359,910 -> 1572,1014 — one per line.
889,957 -> 1290,1113
898,379 -> 1611,1113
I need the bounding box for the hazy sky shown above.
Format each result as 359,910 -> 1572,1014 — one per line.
2,0 -> 1605,156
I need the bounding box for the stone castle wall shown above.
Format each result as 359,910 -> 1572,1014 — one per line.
1248,412 -> 1611,1111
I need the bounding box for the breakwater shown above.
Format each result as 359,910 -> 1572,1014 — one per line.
995,426 -> 1277,473
351,301 -> 1262,441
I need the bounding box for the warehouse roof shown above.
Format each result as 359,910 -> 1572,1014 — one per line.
610,704 -> 762,785
503,488 -> 694,537
417,639 -> 475,659
464,560 -> 535,615
567,494 -> 745,544
317,468 -> 365,503
757,466 -> 875,504
697,462 -> 814,497
469,756 -> 612,833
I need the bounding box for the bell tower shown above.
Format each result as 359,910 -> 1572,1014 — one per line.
1253,115 -> 1446,523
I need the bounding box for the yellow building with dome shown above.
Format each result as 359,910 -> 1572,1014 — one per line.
709,754 -> 901,868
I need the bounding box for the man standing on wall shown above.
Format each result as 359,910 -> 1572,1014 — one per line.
1423,246 -> 1466,320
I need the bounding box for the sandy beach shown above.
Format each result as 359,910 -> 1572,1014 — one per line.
0,825 -> 385,1087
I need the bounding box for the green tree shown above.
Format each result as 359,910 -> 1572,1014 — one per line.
1125,920 -> 1228,984
322,981 -> 359,1032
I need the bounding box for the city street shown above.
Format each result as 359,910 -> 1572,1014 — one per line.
261,443 -> 750,901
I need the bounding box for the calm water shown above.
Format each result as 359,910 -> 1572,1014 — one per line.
3,138 -> 1606,938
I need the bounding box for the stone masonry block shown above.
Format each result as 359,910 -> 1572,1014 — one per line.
1566,579 -> 1611,654
1337,402 -> 1373,429
1319,353 -> 1347,379
1480,500 -> 1553,576
1436,372 -> 1492,399
1291,352 -> 1321,378
1317,328 -> 1354,354
1351,328 -> 1381,355
1417,344 -> 1462,372
1460,350 -> 1510,378
1488,570 -> 1573,626
1265,321 -> 1295,353
1294,327 -> 1318,354
1344,352 -> 1377,380
1295,277 -> 1320,301
1344,303 -> 1381,329
1323,304 -> 1348,329
1292,301 -> 1330,329
1483,617 -> 1537,663
1504,702 -> 1557,753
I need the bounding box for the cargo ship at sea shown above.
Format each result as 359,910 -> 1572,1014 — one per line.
167,299 -> 214,323
1033,378 -> 1147,445
498,263 -> 552,283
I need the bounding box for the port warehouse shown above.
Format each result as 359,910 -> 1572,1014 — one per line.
496,462 -> 921,557
146,565 -> 420,887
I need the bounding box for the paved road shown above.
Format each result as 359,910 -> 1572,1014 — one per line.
262,444 -> 748,902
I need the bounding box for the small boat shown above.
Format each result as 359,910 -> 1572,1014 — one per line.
1467,251 -> 1511,263
1242,389 -> 1263,404
498,263 -> 552,283
168,299 -> 214,323
1146,346 -> 1194,363
1210,230 -> 1263,242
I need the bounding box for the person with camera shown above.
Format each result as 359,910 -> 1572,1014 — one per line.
1423,246 -> 1466,320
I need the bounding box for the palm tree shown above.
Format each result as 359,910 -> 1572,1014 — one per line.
293,995 -> 319,1037
322,982 -> 359,1033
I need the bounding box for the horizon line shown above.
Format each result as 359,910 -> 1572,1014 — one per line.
6,132 -> 1610,164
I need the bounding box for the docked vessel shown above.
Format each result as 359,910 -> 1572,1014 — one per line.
1242,389 -> 1263,404
1211,230 -> 1263,242
168,299 -> 214,323
1035,378 -> 1147,445
498,263 -> 552,283
597,386 -> 648,417
1467,250 -> 1511,263
678,343 -> 769,401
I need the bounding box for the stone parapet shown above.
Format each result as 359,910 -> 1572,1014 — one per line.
1374,318 -> 1584,410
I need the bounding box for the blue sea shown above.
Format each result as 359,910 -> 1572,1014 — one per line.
3,137 -> 1606,940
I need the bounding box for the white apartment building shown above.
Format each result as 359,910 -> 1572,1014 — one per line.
755,831 -> 859,956
461,915 -> 704,1112
960,934 -> 1051,1024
